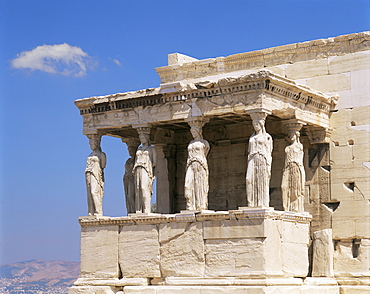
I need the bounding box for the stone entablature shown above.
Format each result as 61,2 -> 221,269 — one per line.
156,32 -> 370,84
75,70 -> 337,140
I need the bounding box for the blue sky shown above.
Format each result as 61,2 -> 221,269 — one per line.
1,0 -> 369,265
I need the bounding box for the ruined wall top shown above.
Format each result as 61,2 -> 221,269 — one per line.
156,31 -> 370,84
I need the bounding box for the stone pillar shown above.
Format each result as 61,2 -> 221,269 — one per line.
154,144 -> 176,214
122,138 -> 140,214
184,117 -> 210,211
281,119 -> 306,212
155,144 -> 170,213
245,109 -> 273,208
312,229 -> 334,277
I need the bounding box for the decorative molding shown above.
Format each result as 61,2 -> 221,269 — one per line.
78,209 -> 312,227
75,70 -> 338,116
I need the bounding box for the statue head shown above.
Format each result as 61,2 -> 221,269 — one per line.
87,134 -> 101,151
288,130 -> 300,143
139,133 -> 150,145
252,119 -> 265,133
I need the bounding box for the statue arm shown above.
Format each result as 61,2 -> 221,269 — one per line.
247,138 -> 253,160
151,146 -> 157,167
299,150 -> 306,194
267,135 -> 273,167
101,152 -> 107,169
151,146 -> 157,176
204,140 -> 210,155
283,147 -> 289,169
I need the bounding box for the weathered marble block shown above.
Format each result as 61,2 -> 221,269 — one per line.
80,223 -> 119,279
119,224 -> 160,278
159,222 -> 205,277
205,238 -> 266,277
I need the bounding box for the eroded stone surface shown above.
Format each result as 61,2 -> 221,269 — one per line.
80,225 -> 119,279
160,222 -> 205,277
205,238 -> 265,277
119,224 -> 160,278
334,239 -> 370,277
312,229 -> 334,277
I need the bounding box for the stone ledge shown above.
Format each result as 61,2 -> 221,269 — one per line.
153,277 -> 304,286
78,209 -> 312,227
74,278 -> 149,286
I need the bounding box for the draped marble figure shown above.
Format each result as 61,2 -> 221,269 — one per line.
133,132 -> 156,213
184,125 -> 210,210
124,145 -> 137,214
85,135 -> 106,216
246,118 -> 273,207
282,130 -> 305,212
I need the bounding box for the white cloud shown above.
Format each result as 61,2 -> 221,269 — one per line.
110,58 -> 122,66
11,43 -> 96,77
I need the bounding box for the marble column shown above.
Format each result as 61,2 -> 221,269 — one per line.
281,119 -> 306,212
85,133 -> 106,216
184,117 -> 210,211
122,138 -> 140,214
245,109 -> 273,208
132,124 -> 157,214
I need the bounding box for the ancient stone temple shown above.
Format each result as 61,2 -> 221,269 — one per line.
69,32 -> 370,294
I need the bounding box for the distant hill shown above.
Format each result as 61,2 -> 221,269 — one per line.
0,260 -> 80,294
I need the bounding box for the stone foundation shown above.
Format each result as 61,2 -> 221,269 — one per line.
70,209 -> 370,293
71,209 -> 310,293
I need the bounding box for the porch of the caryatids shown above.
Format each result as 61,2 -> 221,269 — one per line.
184,117 -> 210,211
84,133 -> 107,216
281,119 -> 306,212
132,124 -> 157,214
122,137 -> 140,214
245,109 -> 273,208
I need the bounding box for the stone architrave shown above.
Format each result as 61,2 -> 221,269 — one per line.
281,120 -> 306,212
85,134 -> 106,216
184,117 -> 210,211
133,125 -> 157,213
246,109 -> 273,207
122,138 -> 140,214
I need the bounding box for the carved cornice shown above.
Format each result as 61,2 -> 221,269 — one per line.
75,70 -> 336,120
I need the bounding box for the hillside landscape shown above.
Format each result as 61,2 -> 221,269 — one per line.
0,260 -> 79,294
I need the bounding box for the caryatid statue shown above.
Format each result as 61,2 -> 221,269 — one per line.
85,134 -> 107,216
246,110 -> 273,207
122,138 -> 140,214
184,118 -> 210,211
281,120 -> 306,212
133,126 -> 156,213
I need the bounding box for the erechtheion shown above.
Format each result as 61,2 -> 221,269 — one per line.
70,32 -> 370,294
